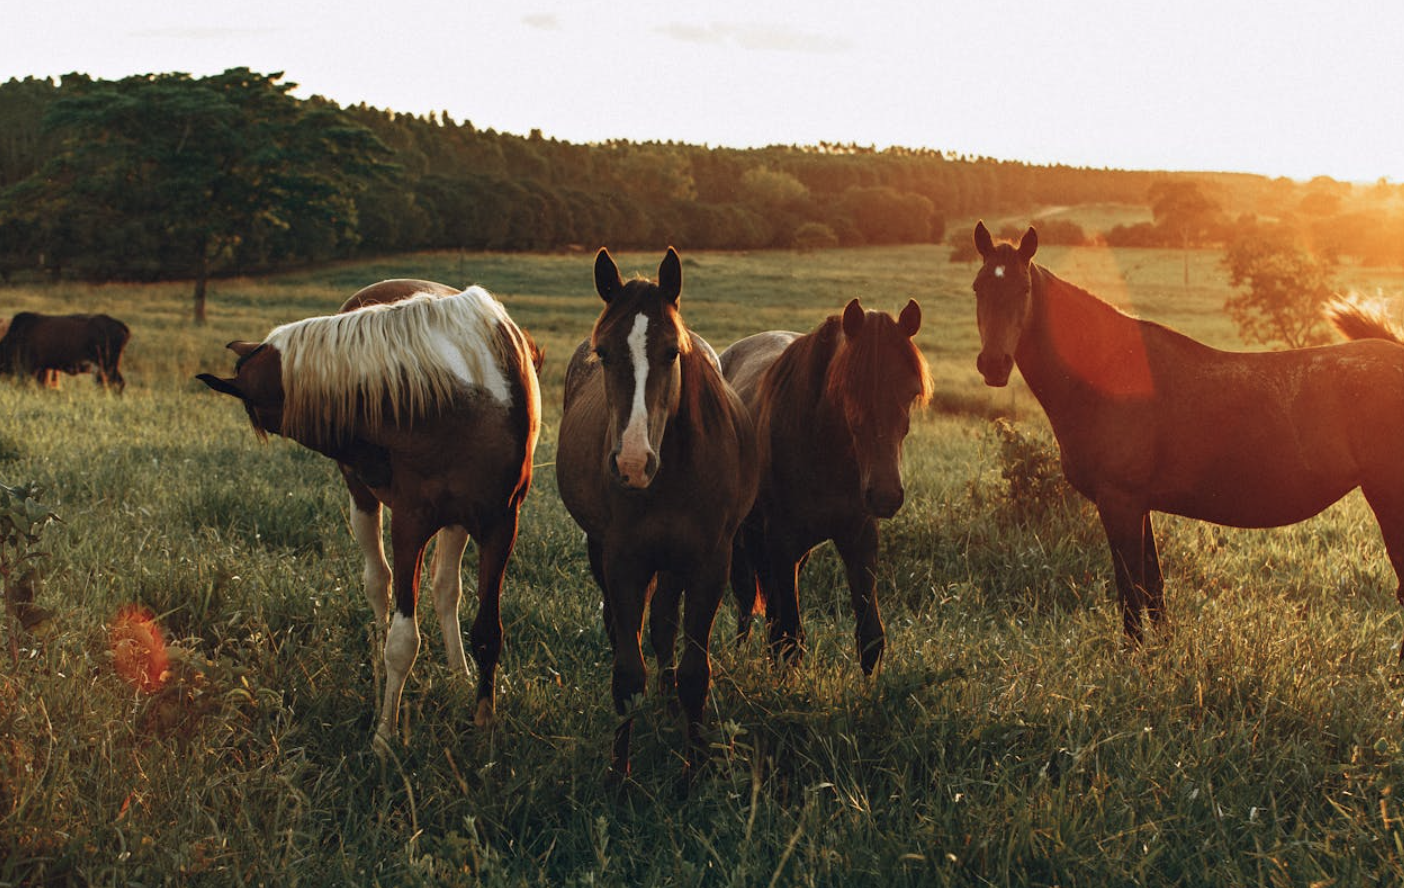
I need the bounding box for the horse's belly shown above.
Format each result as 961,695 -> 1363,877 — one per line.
1152,468 -> 1353,529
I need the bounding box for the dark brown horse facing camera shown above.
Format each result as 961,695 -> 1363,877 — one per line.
556,247 -> 757,781
198,279 -> 541,746
721,299 -> 931,673
972,220 -> 1404,643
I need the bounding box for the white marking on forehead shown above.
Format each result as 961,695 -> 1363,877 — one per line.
624,313 -> 651,437
994,266 -> 1006,278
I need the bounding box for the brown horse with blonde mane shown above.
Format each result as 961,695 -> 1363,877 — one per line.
556,247 -> 757,781
721,299 -> 930,673
972,221 -> 1404,642
198,279 -> 541,746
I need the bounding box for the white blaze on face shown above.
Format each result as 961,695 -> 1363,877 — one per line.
994,266 -> 1006,278
616,313 -> 655,486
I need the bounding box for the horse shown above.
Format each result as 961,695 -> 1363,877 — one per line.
197,279 -> 541,745
555,247 -> 757,781
971,220 -> 1404,643
0,312 -> 130,392
720,299 -> 930,673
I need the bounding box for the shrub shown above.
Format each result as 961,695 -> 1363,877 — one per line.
990,419 -> 1076,519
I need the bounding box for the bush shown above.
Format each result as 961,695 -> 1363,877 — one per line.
791,221 -> 839,252
990,419 -> 1077,519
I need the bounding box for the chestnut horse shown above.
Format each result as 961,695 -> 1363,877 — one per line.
556,248 -> 757,780
721,299 -> 930,673
197,279 -> 541,745
971,221 -> 1404,642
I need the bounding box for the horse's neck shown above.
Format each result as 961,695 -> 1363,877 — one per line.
1016,266 -> 1144,411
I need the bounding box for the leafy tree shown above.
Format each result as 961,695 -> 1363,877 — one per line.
7,69 -> 392,322
1149,179 -> 1223,286
1222,222 -> 1335,348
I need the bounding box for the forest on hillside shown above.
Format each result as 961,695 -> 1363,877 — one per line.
1,68 -> 1401,290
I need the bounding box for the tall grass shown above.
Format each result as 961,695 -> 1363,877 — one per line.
3,245 -> 1404,885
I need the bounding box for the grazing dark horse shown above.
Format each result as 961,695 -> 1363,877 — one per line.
0,312 -> 130,392
556,247 -> 757,780
721,299 -> 930,673
972,220 -> 1404,642
197,279 -> 541,745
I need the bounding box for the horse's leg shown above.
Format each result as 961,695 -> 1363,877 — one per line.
345,474 -> 391,628
676,561 -> 726,775
650,571 -> 683,698
376,509 -> 435,747
762,538 -> 805,667
467,513 -> 519,729
1097,494 -> 1155,644
428,525 -> 471,676
1143,514 -> 1166,627
729,518 -> 764,644
603,554 -> 651,781
834,518 -> 884,675
1362,483 -> 1404,659
587,536 -> 614,648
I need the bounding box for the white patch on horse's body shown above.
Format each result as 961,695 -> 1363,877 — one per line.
616,313 -> 654,482
994,266 -> 1006,278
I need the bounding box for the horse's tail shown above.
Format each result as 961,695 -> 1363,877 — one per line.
1325,298 -> 1404,345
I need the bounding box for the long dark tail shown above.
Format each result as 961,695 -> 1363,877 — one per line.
1325,298 -> 1404,345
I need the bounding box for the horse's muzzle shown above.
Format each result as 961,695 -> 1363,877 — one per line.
866,485 -> 905,520
610,449 -> 659,490
976,352 -> 1013,387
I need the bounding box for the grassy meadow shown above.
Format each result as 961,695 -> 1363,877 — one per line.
6,225 -> 1404,885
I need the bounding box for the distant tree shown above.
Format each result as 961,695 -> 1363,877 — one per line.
7,68 -> 392,323
836,186 -> 935,245
791,221 -> 838,252
1149,180 -> 1223,286
1222,223 -> 1335,348
1029,217 -> 1088,246
741,166 -> 809,210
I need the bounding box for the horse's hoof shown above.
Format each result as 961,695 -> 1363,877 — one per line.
473,698 -> 496,729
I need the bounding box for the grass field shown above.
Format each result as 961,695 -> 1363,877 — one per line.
5,240 -> 1404,886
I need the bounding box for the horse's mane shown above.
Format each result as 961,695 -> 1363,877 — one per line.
1324,298 -> 1404,346
674,328 -> 746,447
827,313 -> 933,420
267,286 -> 518,446
757,312 -> 932,430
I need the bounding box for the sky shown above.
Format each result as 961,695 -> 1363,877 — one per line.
6,0 -> 1403,183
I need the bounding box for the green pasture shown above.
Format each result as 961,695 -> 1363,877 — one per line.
5,242 -> 1404,886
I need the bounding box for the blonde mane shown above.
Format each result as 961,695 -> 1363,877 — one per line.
267,286 -> 518,446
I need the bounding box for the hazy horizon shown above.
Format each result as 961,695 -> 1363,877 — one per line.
7,1 -> 1403,184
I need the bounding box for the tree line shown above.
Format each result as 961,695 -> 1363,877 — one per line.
1,68 -> 1400,324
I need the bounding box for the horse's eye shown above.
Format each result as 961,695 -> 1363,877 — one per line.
663,347 -> 679,363
594,347 -> 610,365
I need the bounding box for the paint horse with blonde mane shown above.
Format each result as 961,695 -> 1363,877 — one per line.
556,248 -> 757,781
972,221 -> 1404,643
722,299 -> 930,673
198,279 -> 541,745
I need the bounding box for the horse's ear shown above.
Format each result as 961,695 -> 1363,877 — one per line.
842,298 -> 866,338
898,299 -> 922,337
974,221 -> 995,260
658,247 -> 682,304
594,248 -> 623,302
226,340 -> 261,357
196,373 -> 244,400
1018,226 -> 1038,262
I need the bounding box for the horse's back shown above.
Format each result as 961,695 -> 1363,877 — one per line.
340,279 -> 460,313
720,331 -> 799,405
